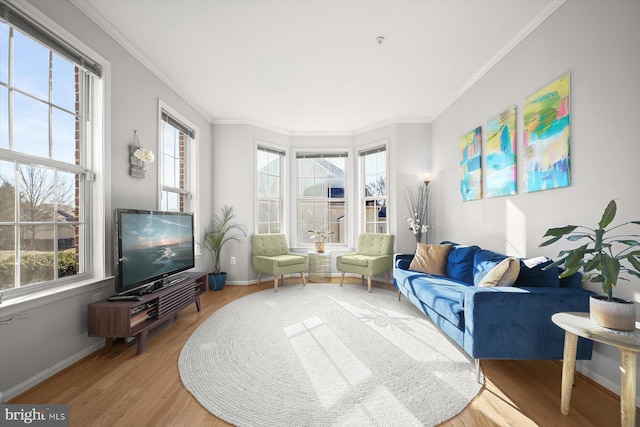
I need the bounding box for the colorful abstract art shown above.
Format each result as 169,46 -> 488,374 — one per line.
460,126 -> 482,201
523,73 -> 571,192
485,106 -> 517,197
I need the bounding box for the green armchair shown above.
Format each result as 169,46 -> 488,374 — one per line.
251,234 -> 308,292
336,233 -> 394,292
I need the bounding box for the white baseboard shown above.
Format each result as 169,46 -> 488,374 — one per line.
2,340 -> 105,402
575,361 -> 639,407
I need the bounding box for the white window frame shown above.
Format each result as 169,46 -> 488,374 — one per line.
157,99 -> 199,247
0,1 -> 108,302
293,148 -> 350,249
358,141 -> 389,234
255,140 -> 287,235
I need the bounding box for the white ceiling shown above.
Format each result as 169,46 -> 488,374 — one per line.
74,0 -> 563,134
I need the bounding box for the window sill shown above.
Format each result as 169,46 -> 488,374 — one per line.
0,276 -> 115,315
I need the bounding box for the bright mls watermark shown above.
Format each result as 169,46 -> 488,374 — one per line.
1,405 -> 69,426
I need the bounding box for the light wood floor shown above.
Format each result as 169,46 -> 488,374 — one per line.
10,278 -> 632,426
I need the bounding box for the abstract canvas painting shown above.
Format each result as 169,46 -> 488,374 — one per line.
485,106 -> 517,197
460,126 -> 482,201
523,73 -> 570,192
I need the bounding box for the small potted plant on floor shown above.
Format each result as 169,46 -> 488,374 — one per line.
308,226 -> 334,253
203,205 -> 247,290
540,199 -> 640,330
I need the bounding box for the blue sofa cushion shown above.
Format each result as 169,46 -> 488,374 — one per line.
514,256 -> 560,288
409,276 -> 468,330
442,242 -> 480,284
473,249 -> 508,285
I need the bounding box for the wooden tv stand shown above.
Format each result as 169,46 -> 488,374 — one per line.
88,272 -> 208,355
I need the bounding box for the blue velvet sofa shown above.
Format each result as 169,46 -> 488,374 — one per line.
394,242 -> 595,362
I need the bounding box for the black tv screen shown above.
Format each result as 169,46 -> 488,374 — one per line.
116,209 -> 195,295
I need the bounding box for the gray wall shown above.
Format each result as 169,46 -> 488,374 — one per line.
430,0 -> 640,398
0,0 -> 213,400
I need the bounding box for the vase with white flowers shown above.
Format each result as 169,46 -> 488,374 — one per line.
404,185 -> 429,244
308,227 -> 334,253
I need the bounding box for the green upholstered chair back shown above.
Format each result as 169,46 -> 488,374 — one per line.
251,234 -> 289,257
356,233 -> 394,256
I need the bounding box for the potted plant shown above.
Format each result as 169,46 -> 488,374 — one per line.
308,226 -> 334,253
203,205 -> 247,291
540,199 -> 640,330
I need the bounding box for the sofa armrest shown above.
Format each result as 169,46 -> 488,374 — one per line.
463,286 -> 595,360
394,253 -> 414,270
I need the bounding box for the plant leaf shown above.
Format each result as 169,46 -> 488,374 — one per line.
542,225 -> 578,238
539,235 -> 563,247
598,200 -> 617,229
601,253 -> 620,288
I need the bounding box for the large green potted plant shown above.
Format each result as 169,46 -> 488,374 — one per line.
203,205 -> 247,291
540,199 -> 640,330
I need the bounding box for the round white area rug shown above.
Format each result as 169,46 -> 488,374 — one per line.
179,284 -> 483,426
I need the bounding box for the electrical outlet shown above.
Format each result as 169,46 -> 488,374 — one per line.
92,291 -> 103,302
230,256 -> 236,265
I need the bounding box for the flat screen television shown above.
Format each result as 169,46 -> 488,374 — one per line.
115,208 -> 195,295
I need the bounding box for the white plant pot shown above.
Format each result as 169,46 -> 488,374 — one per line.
589,295 -> 637,331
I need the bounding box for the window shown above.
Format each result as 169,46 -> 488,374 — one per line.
256,144 -> 285,234
296,152 -> 348,246
360,145 -> 388,233
0,4 -> 103,294
159,105 -> 196,213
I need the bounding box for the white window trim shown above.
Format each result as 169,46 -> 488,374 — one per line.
0,0 -> 111,304
156,99 -> 200,253
254,140 -> 288,237
291,147 -> 352,249
358,139 -> 389,235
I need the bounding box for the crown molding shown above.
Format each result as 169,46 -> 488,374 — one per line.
212,117 -> 430,137
70,0 -> 214,123
433,0 -> 566,121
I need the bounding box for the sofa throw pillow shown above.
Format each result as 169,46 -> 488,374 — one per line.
409,243 -> 452,276
514,256 -> 560,288
444,243 -> 481,284
478,257 -> 521,287
473,249 -> 508,285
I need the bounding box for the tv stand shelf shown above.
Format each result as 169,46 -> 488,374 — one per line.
88,272 -> 208,355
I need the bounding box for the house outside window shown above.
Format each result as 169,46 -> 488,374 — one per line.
359,144 -> 388,233
0,5 -> 103,294
159,103 -> 196,213
256,143 -> 285,234
296,151 -> 348,247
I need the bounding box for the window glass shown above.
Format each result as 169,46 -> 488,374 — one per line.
0,18 -> 95,293
13,31 -> 48,101
361,147 -> 387,234
296,153 -> 347,246
256,145 -> 284,234
13,91 -> 49,158
160,110 -> 194,214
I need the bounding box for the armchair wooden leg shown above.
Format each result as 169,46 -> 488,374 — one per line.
274,275 -> 278,292
384,271 -> 390,286
361,275 -> 365,286
257,272 -> 261,286
367,276 -> 372,293
300,272 -> 306,286
340,272 -> 345,286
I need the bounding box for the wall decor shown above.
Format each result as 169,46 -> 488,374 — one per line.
459,126 -> 482,201
485,105 -> 517,197
129,130 -> 155,179
523,73 -> 570,192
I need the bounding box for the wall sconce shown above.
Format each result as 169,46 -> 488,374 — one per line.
129,130 -> 155,179
419,172 -> 434,187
